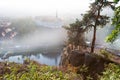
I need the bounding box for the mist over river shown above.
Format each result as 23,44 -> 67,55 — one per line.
0,17 -> 67,66
0,16 -> 120,66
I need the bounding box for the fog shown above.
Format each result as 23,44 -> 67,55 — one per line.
0,0 -> 119,51
19,28 -> 67,48
0,0 -> 94,19
86,25 -> 120,50
0,0 -> 120,66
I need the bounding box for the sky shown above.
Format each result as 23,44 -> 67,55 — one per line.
0,0 -> 93,17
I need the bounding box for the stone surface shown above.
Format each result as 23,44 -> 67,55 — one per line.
60,45 -> 107,67
69,51 -> 85,66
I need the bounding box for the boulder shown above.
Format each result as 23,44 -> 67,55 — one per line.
60,47 -> 100,67
69,51 -> 85,66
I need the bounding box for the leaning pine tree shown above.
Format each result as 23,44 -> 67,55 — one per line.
82,0 -> 115,53
65,0 -> 115,53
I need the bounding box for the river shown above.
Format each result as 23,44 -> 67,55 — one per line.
0,44 -> 63,66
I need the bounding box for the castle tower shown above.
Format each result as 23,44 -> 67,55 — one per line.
56,10 -> 58,19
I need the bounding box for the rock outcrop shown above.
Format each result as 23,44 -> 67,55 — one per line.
60,44 -> 110,67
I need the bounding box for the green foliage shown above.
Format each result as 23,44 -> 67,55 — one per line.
1,60 -> 120,80
79,65 -> 88,73
100,49 -> 113,59
64,19 -> 86,46
0,61 -> 81,80
106,29 -> 120,42
100,63 -> 120,80
114,0 -> 119,3
106,6 -> 120,42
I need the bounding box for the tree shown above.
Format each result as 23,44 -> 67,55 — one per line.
65,0 -> 115,53
106,0 -> 120,42
64,19 -> 86,46
81,0 -> 114,53
114,0 -> 119,3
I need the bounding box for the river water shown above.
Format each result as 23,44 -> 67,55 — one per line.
0,44 -> 63,66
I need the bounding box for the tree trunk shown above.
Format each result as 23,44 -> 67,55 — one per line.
90,1 -> 103,53
91,26 -> 96,53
